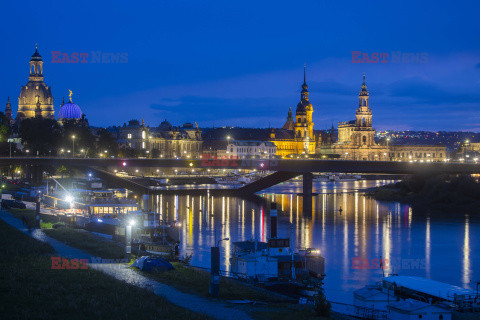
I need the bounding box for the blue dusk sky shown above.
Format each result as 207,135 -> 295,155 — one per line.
1,0 -> 479,131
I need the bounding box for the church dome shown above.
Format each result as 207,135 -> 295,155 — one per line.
19,82 -> 53,105
296,100 -> 312,114
58,98 -> 82,120
31,48 -> 42,61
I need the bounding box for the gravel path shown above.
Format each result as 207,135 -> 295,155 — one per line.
0,210 -> 254,320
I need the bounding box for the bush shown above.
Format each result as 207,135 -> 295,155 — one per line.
313,290 -> 331,317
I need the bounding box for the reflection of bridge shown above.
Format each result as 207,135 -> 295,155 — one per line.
2,157 -> 479,195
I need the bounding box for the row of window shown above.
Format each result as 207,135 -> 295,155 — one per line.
393,152 -> 444,158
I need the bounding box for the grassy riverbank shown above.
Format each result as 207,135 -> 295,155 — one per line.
8,208 -> 125,259
370,174 -> 480,212
5,209 -> 340,319
0,219 -> 210,320
136,261 -> 286,302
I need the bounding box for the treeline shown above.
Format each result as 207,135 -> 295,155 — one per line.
0,114 -> 118,157
372,174 -> 480,213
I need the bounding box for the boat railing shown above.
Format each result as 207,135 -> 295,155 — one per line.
330,301 -> 388,320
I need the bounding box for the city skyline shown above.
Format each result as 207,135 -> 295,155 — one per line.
1,1 -> 480,131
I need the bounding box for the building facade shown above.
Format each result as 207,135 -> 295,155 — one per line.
332,75 -> 446,161
16,46 -> 55,120
116,119 -> 202,158
270,68 -> 318,158
332,76 -> 390,160
225,141 -> 277,159
389,145 -> 446,162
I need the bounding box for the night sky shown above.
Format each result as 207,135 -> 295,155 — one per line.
1,0 -> 479,131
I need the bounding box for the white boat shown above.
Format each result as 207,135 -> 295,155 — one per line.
353,275 -> 479,316
230,204 -> 325,288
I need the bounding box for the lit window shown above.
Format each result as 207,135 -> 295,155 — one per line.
142,131 -> 146,139
127,133 -> 132,139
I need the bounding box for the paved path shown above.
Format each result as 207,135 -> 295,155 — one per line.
0,211 -> 253,320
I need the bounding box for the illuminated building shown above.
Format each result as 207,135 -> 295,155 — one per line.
58,90 -> 85,125
270,67 -> 319,157
332,75 -> 446,161
116,119 -> 202,158
16,46 -> 55,120
332,75 -> 389,160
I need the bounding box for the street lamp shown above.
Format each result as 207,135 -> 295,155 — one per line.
126,219 -> 136,255
72,135 -> 76,157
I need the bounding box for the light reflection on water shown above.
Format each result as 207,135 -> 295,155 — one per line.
151,180 -> 479,304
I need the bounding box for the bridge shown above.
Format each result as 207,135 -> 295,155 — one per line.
1,157 -> 479,196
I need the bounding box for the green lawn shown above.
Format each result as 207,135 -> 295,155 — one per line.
0,219 -> 210,320
136,261 -> 288,302
8,208 -> 125,259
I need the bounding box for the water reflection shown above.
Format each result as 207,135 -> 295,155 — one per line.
150,180 -> 479,303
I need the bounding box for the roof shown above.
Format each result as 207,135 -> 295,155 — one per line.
230,140 -> 275,147
383,276 -> 475,301
354,286 -> 389,301
233,241 -> 268,251
58,102 -> 83,119
388,299 -> 450,314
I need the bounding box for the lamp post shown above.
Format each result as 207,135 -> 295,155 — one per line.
210,237 -> 229,297
465,140 -> 470,162
72,135 -> 76,158
126,219 -> 136,256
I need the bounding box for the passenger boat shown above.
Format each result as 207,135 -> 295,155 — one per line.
114,210 -> 180,255
230,203 -> 325,299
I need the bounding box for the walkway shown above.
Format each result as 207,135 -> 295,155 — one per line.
0,211 -> 253,320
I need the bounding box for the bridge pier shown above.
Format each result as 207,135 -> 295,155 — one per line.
302,172 -> 313,196
302,195 -> 313,218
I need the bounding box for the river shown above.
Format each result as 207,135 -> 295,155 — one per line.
149,180 -> 479,304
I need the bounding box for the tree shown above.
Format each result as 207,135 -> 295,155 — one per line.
0,111 -> 11,143
96,128 -> 118,157
18,118 -> 62,155
59,119 -> 95,156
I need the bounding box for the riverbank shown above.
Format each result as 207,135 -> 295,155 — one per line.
3,208 -> 347,319
368,174 -> 480,213
0,218 -> 210,320
0,209 -> 349,320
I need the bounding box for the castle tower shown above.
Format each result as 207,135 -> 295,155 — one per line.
17,45 -> 54,120
294,66 -> 314,140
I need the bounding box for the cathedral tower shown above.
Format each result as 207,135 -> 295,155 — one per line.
17,45 -> 54,120
353,74 -> 375,146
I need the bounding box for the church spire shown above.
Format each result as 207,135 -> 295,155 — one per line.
360,73 -> 368,96
303,63 -> 306,85
5,97 -> 12,123
301,64 -> 309,101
